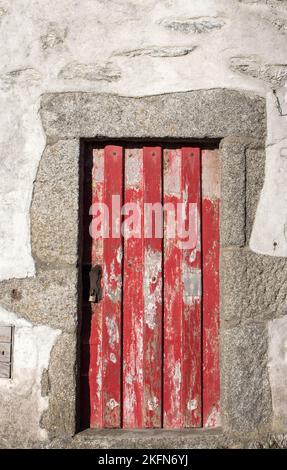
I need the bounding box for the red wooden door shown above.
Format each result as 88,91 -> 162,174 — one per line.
80,144 -> 220,429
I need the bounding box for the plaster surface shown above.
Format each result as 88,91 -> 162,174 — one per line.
0,306 -> 60,447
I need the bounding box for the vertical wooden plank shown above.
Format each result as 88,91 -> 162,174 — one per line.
102,145 -> 123,428
143,146 -> 162,428
181,147 -> 202,427
123,146 -> 162,429
163,147 -> 202,428
123,148 -> 144,428
89,148 -> 104,428
80,147 -> 104,429
202,149 -> 221,428
163,148 -> 183,428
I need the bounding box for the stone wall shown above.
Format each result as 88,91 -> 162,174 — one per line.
0,0 -> 287,448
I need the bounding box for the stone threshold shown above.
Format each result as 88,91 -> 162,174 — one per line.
68,427 -> 231,449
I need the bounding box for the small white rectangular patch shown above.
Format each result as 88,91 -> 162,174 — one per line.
182,266 -> 202,305
202,150 -> 220,199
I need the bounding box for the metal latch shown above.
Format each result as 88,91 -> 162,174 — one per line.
89,265 -> 103,303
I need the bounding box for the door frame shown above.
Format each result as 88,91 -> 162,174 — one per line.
25,89 -> 270,445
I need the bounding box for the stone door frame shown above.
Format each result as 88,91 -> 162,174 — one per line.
3,89 -> 276,446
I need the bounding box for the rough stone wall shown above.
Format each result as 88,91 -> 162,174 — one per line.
0,0 -> 287,448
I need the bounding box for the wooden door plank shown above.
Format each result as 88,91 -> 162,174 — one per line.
163,148 -> 183,428
123,147 -> 163,428
181,147 -> 202,427
163,147 -> 202,428
143,146 -> 162,428
89,148 -> 105,428
102,145 -> 123,428
202,149 -> 221,428
123,148 -> 145,428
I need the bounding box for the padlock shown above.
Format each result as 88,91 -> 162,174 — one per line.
89,265 -> 103,303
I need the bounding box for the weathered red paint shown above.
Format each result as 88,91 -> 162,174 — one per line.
81,146 -> 124,428
182,147 -> 202,427
80,147 -> 105,428
122,147 -> 162,428
89,148 -> 104,428
102,145 -> 123,427
163,148 -> 184,428
143,147 -> 162,428
123,147 -> 145,428
163,148 -> 202,428
81,144 -> 221,430
202,150 -> 221,428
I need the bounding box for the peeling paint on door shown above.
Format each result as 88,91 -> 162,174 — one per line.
81,145 -> 220,430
